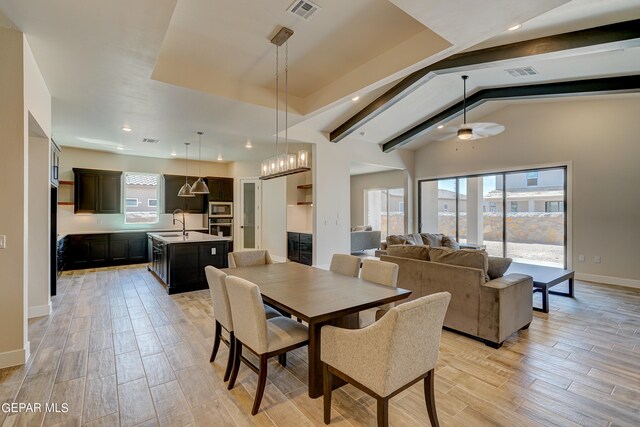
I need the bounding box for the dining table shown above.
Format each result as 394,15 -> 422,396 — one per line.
222,261 -> 412,398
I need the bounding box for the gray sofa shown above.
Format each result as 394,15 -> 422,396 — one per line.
351,230 -> 381,253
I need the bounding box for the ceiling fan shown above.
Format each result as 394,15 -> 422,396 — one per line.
437,75 -> 505,141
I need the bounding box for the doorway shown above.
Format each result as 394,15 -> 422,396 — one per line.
238,179 -> 262,250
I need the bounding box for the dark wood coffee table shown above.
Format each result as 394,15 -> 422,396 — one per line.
506,262 -> 575,313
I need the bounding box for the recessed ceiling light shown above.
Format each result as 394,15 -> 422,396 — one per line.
508,24 -> 521,31
245,140 -> 253,149
437,125 -> 444,129
121,126 -> 132,132
351,96 -> 360,102
116,146 -> 124,150
217,154 -> 223,161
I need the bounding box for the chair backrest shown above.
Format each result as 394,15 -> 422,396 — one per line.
228,250 -> 273,268
204,266 -> 233,331
225,276 -> 269,354
361,259 -> 399,287
330,254 -> 361,277
382,292 -> 450,395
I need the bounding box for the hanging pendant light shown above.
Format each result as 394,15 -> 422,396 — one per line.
178,142 -> 195,197
260,26 -> 310,180
191,131 -> 210,194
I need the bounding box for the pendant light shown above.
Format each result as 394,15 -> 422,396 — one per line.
177,142 -> 195,197
191,131 -> 210,194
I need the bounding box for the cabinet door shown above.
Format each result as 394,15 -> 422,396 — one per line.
128,235 -> 147,262
98,173 -> 122,213
110,238 -> 128,262
299,233 -> 313,266
75,173 -> 98,213
184,178 -> 206,213
163,175 -> 185,213
287,232 -> 300,262
207,179 -> 221,201
67,237 -> 91,269
219,178 -> 234,202
169,244 -> 200,290
88,237 -> 109,264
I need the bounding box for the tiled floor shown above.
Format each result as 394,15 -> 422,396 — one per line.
1,264 -> 639,426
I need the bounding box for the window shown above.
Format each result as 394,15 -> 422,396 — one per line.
511,201 -> 518,212
124,172 -> 159,224
545,201 -> 563,212
526,171 -> 539,186
365,187 -> 405,240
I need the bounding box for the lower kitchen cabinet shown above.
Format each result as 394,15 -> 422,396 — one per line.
63,232 -> 149,270
287,232 -> 313,266
110,233 -> 147,264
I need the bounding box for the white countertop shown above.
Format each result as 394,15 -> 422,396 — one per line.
147,231 -> 232,244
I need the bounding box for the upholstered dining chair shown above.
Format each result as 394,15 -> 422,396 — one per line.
329,254 -> 361,277
322,292 -> 451,427
228,250 -> 273,268
204,266 -> 281,381
358,259 -> 399,328
226,276 -> 309,415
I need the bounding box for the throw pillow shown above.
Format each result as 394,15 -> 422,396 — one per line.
442,235 -> 460,250
420,233 -> 443,247
387,244 -> 430,261
386,235 -> 408,246
406,233 -> 423,245
365,225 -> 373,231
353,225 -> 368,232
429,247 -> 490,282
487,256 -> 513,280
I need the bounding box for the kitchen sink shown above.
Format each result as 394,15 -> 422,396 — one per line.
158,233 -> 181,237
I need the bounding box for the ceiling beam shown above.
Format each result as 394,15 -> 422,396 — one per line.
381,75 -> 640,152
330,19 -> 640,143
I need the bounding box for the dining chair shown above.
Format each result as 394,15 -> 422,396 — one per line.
321,292 -> 451,427
204,266 -> 281,381
228,250 -> 273,268
226,276 -> 309,415
358,259 -> 399,328
329,254 -> 361,277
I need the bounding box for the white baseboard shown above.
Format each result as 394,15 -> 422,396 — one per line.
271,255 -> 287,263
0,345 -> 30,369
28,302 -> 52,318
575,273 -> 640,289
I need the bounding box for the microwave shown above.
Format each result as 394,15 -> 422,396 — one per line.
209,202 -> 233,218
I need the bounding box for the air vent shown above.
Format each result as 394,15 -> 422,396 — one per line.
505,66 -> 539,77
142,138 -> 159,144
287,0 -> 321,20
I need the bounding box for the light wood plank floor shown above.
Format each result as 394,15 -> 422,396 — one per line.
1,265 -> 639,426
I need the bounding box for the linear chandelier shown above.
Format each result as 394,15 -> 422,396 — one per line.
260,26 -> 309,180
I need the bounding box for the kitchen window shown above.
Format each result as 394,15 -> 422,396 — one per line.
124,172 -> 159,224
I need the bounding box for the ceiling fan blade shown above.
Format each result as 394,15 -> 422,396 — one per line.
468,122 -> 505,137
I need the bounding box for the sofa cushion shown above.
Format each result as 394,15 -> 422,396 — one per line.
442,235 -> 460,250
429,247 -> 490,282
487,256 -> 513,280
387,244 -> 430,261
420,233 -> 443,247
406,233 -> 423,245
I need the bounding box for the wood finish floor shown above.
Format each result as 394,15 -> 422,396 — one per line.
1,264 -> 639,426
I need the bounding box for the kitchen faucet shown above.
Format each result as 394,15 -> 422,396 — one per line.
172,209 -> 187,236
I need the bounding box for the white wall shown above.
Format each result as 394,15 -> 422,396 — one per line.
414,96 -> 640,286
261,179 -> 287,261
350,169 -> 407,229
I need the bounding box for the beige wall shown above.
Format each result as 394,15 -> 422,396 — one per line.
350,169 -> 407,229
414,96 -> 640,285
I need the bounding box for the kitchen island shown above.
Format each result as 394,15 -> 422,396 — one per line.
147,231 -> 231,294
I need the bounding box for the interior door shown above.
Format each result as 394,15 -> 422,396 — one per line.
239,179 -> 261,250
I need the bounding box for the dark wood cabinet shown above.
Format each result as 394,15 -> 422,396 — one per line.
73,168 -> 122,214
287,232 -> 312,266
64,232 -> 148,270
163,175 -> 207,214
207,177 -> 234,202
109,233 -> 147,264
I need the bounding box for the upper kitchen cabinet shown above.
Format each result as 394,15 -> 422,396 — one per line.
163,175 -> 207,214
207,177 -> 234,202
73,168 -> 122,214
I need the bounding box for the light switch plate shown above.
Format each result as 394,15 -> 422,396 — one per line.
594,256 -> 601,264
211,247 -> 216,255
0,235 -> 5,249
578,255 -> 585,262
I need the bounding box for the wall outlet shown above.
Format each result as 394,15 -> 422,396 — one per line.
211,247 -> 216,255
594,255 -> 601,264
578,255 -> 585,262
0,235 -> 5,249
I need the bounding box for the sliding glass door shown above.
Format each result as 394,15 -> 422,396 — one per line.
365,188 -> 405,240
418,167 -> 567,267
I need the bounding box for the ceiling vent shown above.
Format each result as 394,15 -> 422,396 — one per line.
287,0 -> 321,20
505,66 -> 539,77
142,138 -> 159,144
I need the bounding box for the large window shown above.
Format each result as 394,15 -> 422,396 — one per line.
365,188 -> 405,239
124,172 -> 159,224
419,167 -> 567,267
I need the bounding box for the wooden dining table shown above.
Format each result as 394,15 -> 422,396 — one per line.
222,261 -> 412,398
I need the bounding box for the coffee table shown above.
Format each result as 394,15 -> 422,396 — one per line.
506,262 -> 575,313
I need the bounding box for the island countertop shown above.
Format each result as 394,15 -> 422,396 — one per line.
147,231 -> 232,244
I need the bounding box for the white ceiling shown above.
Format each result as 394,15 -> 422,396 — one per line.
1,0 -> 637,162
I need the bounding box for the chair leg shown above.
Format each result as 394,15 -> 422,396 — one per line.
277,353 -> 287,367
424,369 -> 439,427
223,332 -> 235,382
376,397 -> 389,427
251,354 -> 268,416
210,321 -> 222,363
323,363 -> 332,425
227,341 -> 242,390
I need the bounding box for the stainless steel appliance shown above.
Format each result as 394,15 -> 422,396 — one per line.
209,202 -> 233,218
209,217 -> 233,238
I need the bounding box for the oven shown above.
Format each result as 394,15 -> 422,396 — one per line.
209,218 -> 233,238
209,202 -> 233,218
